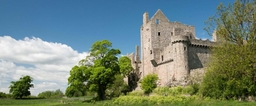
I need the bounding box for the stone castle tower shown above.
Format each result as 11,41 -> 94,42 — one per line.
129,9 -> 216,87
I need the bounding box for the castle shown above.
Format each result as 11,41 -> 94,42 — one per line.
128,9 -> 217,87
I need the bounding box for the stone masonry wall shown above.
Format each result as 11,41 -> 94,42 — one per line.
137,9 -> 216,87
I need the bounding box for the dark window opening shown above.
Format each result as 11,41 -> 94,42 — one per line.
158,32 -> 161,36
184,47 -> 186,51
171,32 -> 173,36
161,55 -> 164,61
156,19 -> 159,24
190,35 -> 192,39
150,50 -> 152,54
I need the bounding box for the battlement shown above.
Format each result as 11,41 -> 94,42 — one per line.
190,39 -> 215,47
171,36 -> 189,43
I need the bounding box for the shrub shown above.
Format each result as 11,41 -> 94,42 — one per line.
38,89 -> 64,99
112,95 -> 195,105
153,86 -> 187,96
141,74 -> 158,95
106,75 -> 130,98
0,92 -> 9,98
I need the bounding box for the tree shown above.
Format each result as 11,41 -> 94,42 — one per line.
200,0 -> 256,99
205,0 -> 256,45
9,75 -> 34,98
141,74 -> 158,95
65,66 -> 88,97
66,40 -> 133,100
38,89 -> 64,98
106,74 -> 130,98
119,56 -> 134,76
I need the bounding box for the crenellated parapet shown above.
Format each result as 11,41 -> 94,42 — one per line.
171,36 -> 189,43
171,36 -> 216,47
190,39 -> 215,47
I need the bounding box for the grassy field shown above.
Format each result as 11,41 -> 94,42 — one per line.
1,96 -> 256,106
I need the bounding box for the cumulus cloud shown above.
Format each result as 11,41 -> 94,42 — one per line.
0,36 -> 88,95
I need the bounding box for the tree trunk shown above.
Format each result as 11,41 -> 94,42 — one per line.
97,84 -> 106,100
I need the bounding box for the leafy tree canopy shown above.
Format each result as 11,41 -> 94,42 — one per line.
119,56 -> 134,76
9,75 -> 34,98
66,40 -> 133,100
65,66 -> 88,97
201,0 -> 256,100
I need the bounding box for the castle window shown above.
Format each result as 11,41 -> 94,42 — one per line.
184,47 -> 186,51
150,50 -> 152,54
190,34 -> 192,39
171,32 -> 173,36
156,19 -> 159,24
161,55 -> 164,61
158,32 -> 161,36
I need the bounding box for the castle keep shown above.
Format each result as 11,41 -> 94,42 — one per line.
129,9 -> 217,87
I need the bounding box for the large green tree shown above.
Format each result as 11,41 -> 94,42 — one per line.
65,66 -> 88,97
66,40 -> 133,100
9,75 -> 34,98
200,0 -> 256,99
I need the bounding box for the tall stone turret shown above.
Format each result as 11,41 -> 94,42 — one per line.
143,12 -> 149,25
172,36 -> 189,81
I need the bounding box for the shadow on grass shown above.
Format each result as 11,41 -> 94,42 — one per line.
14,97 -> 46,100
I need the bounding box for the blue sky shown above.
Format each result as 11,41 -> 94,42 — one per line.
0,0 -> 234,54
0,0 -> 235,95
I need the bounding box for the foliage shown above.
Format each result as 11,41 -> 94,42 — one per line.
113,95 -> 195,105
66,40 -> 133,100
141,74 -> 158,95
106,74 -> 130,98
200,44 -> 256,99
127,90 -> 144,96
205,0 -> 256,45
201,0 -> 256,100
119,56 -> 134,76
82,40 -> 121,100
38,89 -> 64,98
9,75 -> 34,98
2,96 -> 256,106
0,92 -> 11,98
66,66 -> 88,97
186,71 -> 203,95
152,86 -> 200,96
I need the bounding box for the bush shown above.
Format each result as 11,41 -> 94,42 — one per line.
183,84 -> 199,95
112,95 -> 195,105
200,44 -> 256,100
141,74 -> 158,95
106,74 -> 130,98
0,92 -> 11,98
153,86 -> 189,96
127,90 -> 144,96
38,89 -> 64,99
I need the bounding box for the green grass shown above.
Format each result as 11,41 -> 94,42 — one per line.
1,96 -> 256,106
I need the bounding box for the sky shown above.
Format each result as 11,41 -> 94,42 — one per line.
0,0 -> 235,95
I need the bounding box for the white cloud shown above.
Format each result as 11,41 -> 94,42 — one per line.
0,36 -> 88,95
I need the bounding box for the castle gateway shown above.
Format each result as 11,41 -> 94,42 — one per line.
128,9 -> 217,87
